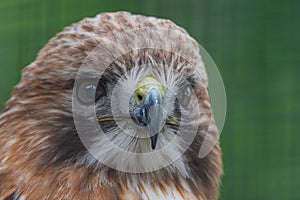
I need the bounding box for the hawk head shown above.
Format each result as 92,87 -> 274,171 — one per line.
0,12 -> 222,200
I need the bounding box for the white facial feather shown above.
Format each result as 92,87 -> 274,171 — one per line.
76,52 -> 203,176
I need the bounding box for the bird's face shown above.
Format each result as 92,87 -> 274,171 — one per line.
71,53 -> 207,172
75,63 -> 197,147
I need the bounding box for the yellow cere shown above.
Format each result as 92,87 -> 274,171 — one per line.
135,76 -> 165,105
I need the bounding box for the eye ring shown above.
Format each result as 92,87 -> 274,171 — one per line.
76,79 -> 106,105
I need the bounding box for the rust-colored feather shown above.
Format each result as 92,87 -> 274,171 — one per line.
0,12 -> 222,200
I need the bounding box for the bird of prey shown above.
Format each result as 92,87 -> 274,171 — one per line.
0,12 -> 222,200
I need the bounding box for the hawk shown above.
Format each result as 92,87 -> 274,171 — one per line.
0,12 -> 222,200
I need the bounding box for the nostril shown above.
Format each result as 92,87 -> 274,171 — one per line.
137,94 -> 143,101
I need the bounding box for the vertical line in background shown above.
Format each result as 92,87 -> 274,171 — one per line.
290,1 -> 300,196
17,0 -> 25,74
61,0 -> 66,26
233,1 -> 244,198
257,1 -> 268,198
264,1 -> 292,198
285,2 -> 292,199
41,0 -> 47,44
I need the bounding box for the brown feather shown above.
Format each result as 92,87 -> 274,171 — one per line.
0,11 -> 222,200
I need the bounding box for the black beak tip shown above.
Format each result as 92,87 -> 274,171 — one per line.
150,134 -> 158,150
151,144 -> 156,150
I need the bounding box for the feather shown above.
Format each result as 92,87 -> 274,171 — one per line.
0,11 -> 222,200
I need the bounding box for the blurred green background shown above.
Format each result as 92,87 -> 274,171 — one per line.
0,0 -> 299,199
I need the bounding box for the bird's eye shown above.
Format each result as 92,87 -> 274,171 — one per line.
179,86 -> 192,107
76,80 -> 106,105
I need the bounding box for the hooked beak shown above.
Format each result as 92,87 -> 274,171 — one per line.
130,77 -> 164,150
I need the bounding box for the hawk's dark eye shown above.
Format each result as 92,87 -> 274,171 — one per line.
76,80 -> 106,105
179,86 -> 192,107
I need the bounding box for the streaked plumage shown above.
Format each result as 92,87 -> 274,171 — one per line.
0,12 -> 222,200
